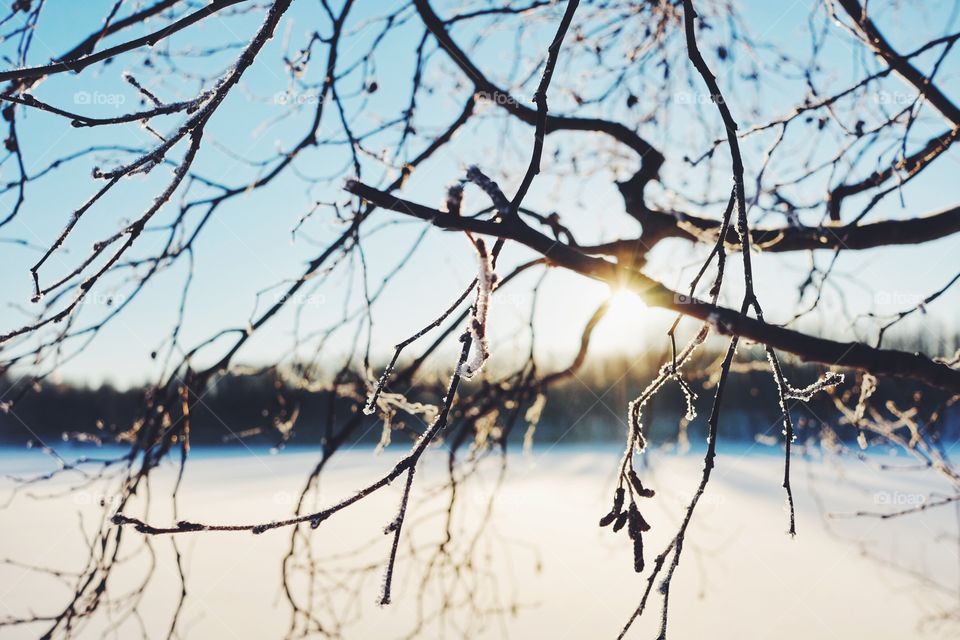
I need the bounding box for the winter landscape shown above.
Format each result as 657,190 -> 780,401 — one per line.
1,0 -> 959,638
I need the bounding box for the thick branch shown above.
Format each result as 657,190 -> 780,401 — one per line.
584,203 -> 960,258
827,129 -> 958,220
412,0 -> 664,210
836,0 -> 960,126
346,181 -> 960,392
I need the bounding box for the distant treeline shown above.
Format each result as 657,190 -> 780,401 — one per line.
2,343 -> 958,448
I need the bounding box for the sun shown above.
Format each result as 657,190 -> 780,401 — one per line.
606,287 -> 648,320
595,287 -> 653,348
567,286 -> 657,353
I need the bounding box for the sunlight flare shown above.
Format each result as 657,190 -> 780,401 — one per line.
606,287 -> 648,322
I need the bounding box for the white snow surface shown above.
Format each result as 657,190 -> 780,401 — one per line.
0,444 -> 957,639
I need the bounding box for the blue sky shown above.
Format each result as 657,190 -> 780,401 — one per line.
0,0 -> 958,388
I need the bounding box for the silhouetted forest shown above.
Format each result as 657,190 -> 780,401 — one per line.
4,340 -> 957,448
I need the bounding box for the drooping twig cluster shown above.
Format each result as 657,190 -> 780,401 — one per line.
599,472 -> 655,573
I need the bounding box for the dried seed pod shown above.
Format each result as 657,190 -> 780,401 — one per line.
613,510 -> 629,532
612,486 -> 625,514
600,487 -> 627,527
627,503 -> 640,539
628,470 -> 656,498
599,510 -> 617,528
636,511 -> 651,533
633,534 -> 645,573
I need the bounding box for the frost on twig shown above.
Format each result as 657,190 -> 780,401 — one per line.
855,373 -> 878,449
465,165 -> 510,217
457,237 -> 497,378
783,370 -> 845,401
602,326 -> 709,576
366,391 -> 440,453
627,325 -> 708,455
522,392 -> 547,456
444,183 -> 464,216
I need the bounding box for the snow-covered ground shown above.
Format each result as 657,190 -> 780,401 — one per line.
1,444 -> 958,639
